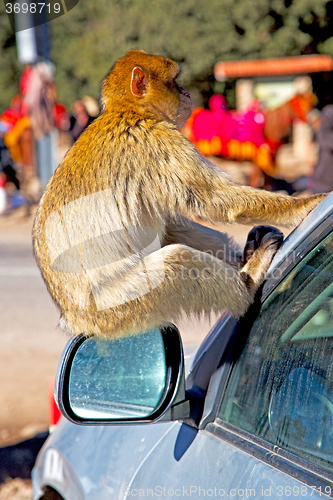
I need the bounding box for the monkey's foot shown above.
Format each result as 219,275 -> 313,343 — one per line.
241,226 -> 283,295
243,225 -> 283,263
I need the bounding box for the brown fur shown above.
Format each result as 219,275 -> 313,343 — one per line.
32,50 -> 326,338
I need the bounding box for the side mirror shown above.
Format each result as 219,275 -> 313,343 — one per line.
55,325 -> 189,424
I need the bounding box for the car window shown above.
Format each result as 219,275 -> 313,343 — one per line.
218,231 -> 333,472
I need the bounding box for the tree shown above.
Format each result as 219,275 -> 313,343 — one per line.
1,0 -> 333,113
48,0 -> 333,109
0,4 -> 23,112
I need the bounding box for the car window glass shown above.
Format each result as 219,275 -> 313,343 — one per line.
218,232 -> 333,472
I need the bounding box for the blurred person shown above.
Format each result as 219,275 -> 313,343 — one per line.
0,97 -> 30,212
1,95 -> 31,166
0,135 -> 20,191
0,173 -> 5,214
21,62 -> 55,140
70,99 -> 95,142
0,132 -> 30,215
21,62 -> 59,188
311,105 -> 333,193
0,95 -> 36,210
82,95 -> 99,118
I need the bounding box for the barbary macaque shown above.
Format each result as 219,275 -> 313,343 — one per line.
33,50 -> 326,338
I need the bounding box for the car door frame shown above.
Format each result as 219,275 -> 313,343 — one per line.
197,211 -> 333,494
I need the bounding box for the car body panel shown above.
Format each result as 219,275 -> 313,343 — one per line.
34,417 -> 327,500
33,418 -> 175,500
127,422 -> 325,499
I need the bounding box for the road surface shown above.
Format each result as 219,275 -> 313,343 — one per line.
0,209 -> 69,445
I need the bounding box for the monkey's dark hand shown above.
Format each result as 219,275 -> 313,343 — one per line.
243,225 -> 284,264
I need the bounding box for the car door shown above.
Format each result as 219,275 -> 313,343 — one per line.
126,223 -> 333,499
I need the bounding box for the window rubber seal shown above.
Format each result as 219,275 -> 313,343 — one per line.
207,419 -> 333,496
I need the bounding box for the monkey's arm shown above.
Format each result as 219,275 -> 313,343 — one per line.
208,180 -> 327,227
159,131 -> 327,228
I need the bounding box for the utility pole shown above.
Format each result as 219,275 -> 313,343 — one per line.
14,0 -> 57,188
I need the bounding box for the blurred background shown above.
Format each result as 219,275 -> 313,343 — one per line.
1,0 -> 333,496
3,0 -> 333,111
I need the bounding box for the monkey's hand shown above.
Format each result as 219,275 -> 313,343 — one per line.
241,226 -> 284,296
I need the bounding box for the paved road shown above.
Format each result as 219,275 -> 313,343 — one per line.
0,211 -> 69,445
0,208 -> 253,445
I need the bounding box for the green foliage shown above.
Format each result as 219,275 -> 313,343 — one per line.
1,0 -> 333,112
319,36 -> 333,58
0,3 -> 24,112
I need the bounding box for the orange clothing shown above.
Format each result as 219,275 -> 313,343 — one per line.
4,116 -> 31,163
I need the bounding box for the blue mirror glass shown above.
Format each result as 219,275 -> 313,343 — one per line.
68,328 -> 167,419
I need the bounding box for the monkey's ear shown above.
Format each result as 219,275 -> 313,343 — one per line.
131,67 -> 148,97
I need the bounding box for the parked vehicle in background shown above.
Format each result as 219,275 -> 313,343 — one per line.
33,192 -> 333,500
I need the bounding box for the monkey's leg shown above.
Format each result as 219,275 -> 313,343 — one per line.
87,227 -> 282,337
163,217 -> 243,268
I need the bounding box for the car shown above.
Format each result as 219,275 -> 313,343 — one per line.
33,191 -> 333,500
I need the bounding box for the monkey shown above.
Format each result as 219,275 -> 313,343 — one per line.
32,50 -> 326,339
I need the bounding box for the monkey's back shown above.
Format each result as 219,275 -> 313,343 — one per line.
32,114 -> 183,335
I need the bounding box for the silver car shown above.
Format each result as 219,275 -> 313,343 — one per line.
33,192 -> 333,500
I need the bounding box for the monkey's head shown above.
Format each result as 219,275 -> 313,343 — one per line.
101,50 -> 194,128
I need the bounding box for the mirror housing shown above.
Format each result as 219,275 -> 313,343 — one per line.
55,325 -> 190,425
